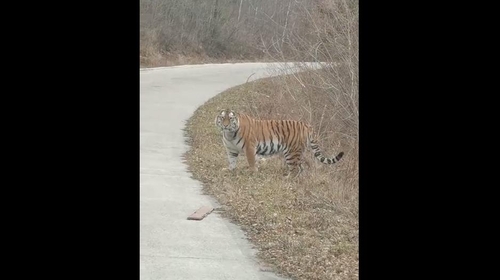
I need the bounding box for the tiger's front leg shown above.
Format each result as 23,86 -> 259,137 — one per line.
226,150 -> 239,171
244,143 -> 258,172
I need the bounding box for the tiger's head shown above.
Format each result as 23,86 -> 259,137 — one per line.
215,109 -> 239,132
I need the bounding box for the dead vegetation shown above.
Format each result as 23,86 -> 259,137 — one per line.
184,67 -> 358,280
140,0 -> 357,67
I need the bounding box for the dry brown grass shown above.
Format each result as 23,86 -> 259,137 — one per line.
183,69 -> 358,280
139,50 -> 268,68
139,51 -> 207,68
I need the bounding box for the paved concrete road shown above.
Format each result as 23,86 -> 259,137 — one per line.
140,63 -> 298,280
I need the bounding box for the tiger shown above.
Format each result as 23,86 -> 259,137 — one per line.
214,109 -> 344,177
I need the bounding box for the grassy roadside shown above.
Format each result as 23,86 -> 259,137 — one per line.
183,72 -> 358,280
139,52 -> 272,68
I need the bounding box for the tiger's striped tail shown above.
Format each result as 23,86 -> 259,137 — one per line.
310,139 -> 344,164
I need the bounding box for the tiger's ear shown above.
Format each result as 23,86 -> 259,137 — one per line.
214,115 -> 221,128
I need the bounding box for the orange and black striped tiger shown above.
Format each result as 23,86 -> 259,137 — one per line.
214,109 -> 344,177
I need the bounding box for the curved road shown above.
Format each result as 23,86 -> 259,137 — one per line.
140,63 -> 301,280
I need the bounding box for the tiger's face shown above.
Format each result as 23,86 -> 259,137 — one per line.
215,109 -> 239,132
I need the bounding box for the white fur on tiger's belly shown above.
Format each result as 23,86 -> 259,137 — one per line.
256,154 -> 284,165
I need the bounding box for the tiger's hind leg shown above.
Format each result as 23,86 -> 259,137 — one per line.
284,150 -> 304,178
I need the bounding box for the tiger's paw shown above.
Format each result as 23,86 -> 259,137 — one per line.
247,166 -> 258,173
